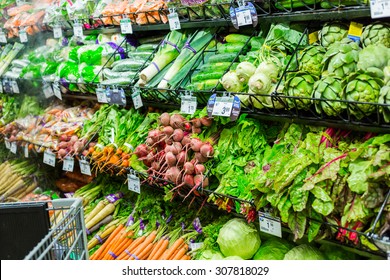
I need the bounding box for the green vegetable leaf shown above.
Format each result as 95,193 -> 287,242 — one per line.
277,194 -> 292,223
312,198 -> 334,216
347,159 -> 373,194
341,196 -> 372,226
288,211 -> 307,241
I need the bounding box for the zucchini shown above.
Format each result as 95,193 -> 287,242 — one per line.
191,71 -> 225,83
101,78 -> 132,86
225,34 -> 251,44
207,53 -> 238,64
217,42 -> 247,54
136,44 -> 159,51
103,68 -> 137,80
112,60 -> 145,72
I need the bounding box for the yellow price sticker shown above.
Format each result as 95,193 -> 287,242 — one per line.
348,22 -> 363,42
309,31 -> 319,44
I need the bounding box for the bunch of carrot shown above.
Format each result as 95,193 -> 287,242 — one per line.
87,145 -> 131,175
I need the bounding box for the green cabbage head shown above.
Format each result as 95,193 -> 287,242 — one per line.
283,244 -> 325,260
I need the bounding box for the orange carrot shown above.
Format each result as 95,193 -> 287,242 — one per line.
128,231 -> 157,260
97,224 -> 124,259
139,243 -> 154,260
159,238 -> 184,260
150,238 -> 169,260
90,224 -> 123,260
171,247 -> 188,260
116,236 -> 146,260
147,238 -> 165,260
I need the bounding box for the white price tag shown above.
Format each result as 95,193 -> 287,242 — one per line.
79,159 -> 92,176
131,91 -> 143,109
53,25 -> 63,39
43,150 -> 56,167
10,142 -> 17,154
5,139 -> 10,150
120,18 -> 133,34
11,80 -> 19,93
43,83 -> 54,98
236,8 -> 252,27
258,211 -> 282,238
0,82 -> 3,93
53,83 -> 62,100
181,96 -> 197,115
24,144 -> 28,158
189,242 -> 204,251
212,96 -> 234,117
73,22 -> 83,37
19,30 -> 28,43
168,12 -> 181,31
370,0 -> 390,18
63,157 -> 75,172
127,173 -> 140,194
96,87 -> 108,103
0,32 -> 7,43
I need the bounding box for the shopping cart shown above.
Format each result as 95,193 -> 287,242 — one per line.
23,198 -> 89,260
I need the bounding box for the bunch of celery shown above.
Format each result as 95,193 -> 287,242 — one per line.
0,43 -> 24,76
138,30 -> 188,85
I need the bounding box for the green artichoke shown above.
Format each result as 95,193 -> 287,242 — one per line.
357,44 -> 390,78
298,44 -> 326,77
361,22 -> 390,48
312,75 -> 347,117
322,38 -> 361,78
284,72 -> 316,110
345,72 -> 384,120
318,21 -> 349,48
378,82 -> 390,123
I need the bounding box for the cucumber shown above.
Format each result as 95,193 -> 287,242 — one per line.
191,71 -> 225,83
136,44 -> 159,51
103,68 -> 137,80
207,53 -> 238,64
101,78 -> 132,86
111,58 -> 146,69
199,62 -> 239,73
217,42 -> 247,54
225,34 -> 251,44
130,51 -> 154,60
112,60 -> 145,72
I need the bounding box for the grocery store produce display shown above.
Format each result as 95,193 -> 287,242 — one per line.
0,0 -> 389,260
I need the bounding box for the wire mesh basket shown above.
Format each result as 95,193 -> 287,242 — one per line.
24,198 -> 88,260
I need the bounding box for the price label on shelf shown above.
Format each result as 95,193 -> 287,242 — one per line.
19,30 -> 28,43
73,21 -> 83,37
63,157 -> 74,172
96,86 -> 108,103
53,82 -> 62,100
10,142 -> 17,154
24,144 -> 28,158
181,95 -> 197,115
53,25 -> 63,39
168,12 -> 181,31
258,211 -> 282,238
43,150 -> 56,167
127,173 -> 141,194
4,139 -> 10,150
43,83 -> 54,98
11,80 -> 19,94
212,96 -> 234,117
230,1 -> 257,29
79,159 -> 92,176
131,89 -> 143,109
0,31 -> 7,44
0,81 -> 3,94
236,7 -> 252,27
189,242 -> 204,251
120,18 -> 133,34
106,87 -> 126,106
370,0 -> 390,18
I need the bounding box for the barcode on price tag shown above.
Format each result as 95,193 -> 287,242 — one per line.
131,90 -> 143,109
127,173 -> 141,194
168,12 -> 181,31
73,22 -> 83,37
63,157 -> 74,172
96,86 -> 108,103
5,139 -> 10,149
212,96 -> 234,117
10,142 -> 17,154
120,18 -> 133,34
19,30 -> 28,43
236,7 -> 252,27
24,145 -> 28,158
11,80 -> 19,93
181,95 -> 197,115
370,0 -> 390,18
0,31 -> 7,43
80,160 -> 92,176
43,150 -> 56,167
258,211 -> 282,238
53,82 -> 62,100
53,25 -> 63,39
43,83 -> 54,98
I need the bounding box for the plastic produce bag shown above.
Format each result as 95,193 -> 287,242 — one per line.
76,43 -> 125,66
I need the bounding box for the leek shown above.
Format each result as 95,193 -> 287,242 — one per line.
139,30 -> 188,84
157,29 -> 215,92
0,43 -> 24,76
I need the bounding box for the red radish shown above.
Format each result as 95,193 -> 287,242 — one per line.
192,118 -> 202,128
200,116 -> 213,127
58,142 -> 69,150
59,135 -> 69,142
172,142 -> 182,153
184,175 -> 209,200
165,166 -> 181,183
143,159 -> 152,167
58,149 -> 67,158
194,164 -> 205,175
162,126 -> 174,136
135,144 -> 150,158
183,162 -> 195,175
200,143 -> 214,158
165,138 -> 173,145
146,137 -> 155,146
73,141 -> 84,153
148,129 -> 162,142
183,174 -> 195,187
146,151 -> 156,162
166,152 -> 177,167
151,161 -> 161,171
192,127 -> 202,134
176,151 -> 187,166
195,152 -> 208,163
172,129 -> 184,142
70,135 -> 79,144
181,135 -> 191,146
190,138 -> 203,152
184,122 -> 192,132
164,145 -> 174,154
170,114 -> 186,129
159,112 -> 170,126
